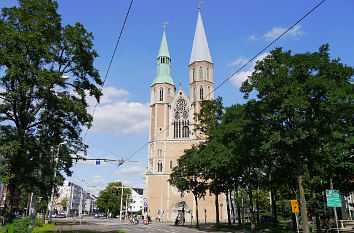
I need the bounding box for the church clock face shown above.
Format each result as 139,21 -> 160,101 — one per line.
174,98 -> 188,119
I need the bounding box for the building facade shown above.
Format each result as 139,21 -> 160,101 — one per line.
54,180 -> 86,216
85,193 -> 97,215
129,188 -> 143,214
145,9 -> 226,222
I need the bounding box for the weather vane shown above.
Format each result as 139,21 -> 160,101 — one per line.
163,21 -> 169,29
198,1 -> 204,10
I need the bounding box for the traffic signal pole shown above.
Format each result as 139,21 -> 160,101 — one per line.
120,185 -> 124,222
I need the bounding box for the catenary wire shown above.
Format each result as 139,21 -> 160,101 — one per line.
71,0 -> 134,181
83,0 -> 134,141
104,0 -> 327,180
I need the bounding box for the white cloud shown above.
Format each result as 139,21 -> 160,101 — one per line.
90,101 -> 150,135
248,34 -> 258,40
114,166 -> 146,176
91,175 -> 106,185
86,86 -> 129,107
228,56 -> 249,67
230,53 -> 269,87
85,86 -> 150,135
263,25 -> 305,41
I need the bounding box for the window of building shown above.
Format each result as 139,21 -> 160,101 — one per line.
200,86 -> 204,100
169,160 -> 173,169
199,66 -> 203,81
208,86 -> 211,100
182,125 -> 189,138
207,67 -> 210,81
158,161 -> 162,172
192,69 -> 195,82
160,88 -> 163,101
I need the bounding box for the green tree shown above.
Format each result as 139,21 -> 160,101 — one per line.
96,182 -> 131,216
0,0 -> 102,220
169,146 -> 208,227
241,45 -> 354,233
195,97 -> 231,229
61,198 -> 68,211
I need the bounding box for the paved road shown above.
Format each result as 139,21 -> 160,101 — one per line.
54,217 -> 250,233
92,219 -> 196,233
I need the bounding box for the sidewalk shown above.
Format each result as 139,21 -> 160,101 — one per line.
54,223 -> 118,232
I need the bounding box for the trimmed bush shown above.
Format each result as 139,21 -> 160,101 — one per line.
0,217 -> 31,233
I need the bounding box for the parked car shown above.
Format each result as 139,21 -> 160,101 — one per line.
57,213 -> 66,218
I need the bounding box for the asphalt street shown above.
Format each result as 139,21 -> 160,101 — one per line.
93,218 -> 197,233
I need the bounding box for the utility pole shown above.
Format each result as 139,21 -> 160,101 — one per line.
49,142 -> 67,222
120,185 -> 124,222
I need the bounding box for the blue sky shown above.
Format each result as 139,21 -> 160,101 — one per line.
1,0 -> 353,195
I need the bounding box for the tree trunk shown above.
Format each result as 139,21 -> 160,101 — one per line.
215,194 -> 220,229
230,190 -> 236,224
270,186 -> 278,225
235,189 -> 242,227
226,190 -> 231,225
310,175 -> 321,233
248,185 -> 256,232
298,173 -> 310,233
194,194 -> 199,227
256,185 -> 260,223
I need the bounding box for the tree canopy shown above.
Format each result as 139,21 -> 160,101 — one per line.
0,0 -> 102,218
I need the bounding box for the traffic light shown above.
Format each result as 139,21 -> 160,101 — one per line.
116,188 -> 119,195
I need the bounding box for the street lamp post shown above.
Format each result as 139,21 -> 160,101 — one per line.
49,142 -> 67,222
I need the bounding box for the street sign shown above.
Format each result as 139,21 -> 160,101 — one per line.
290,200 -> 299,213
326,190 -> 342,207
144,202 -> 147,207
96,160 -> 100,165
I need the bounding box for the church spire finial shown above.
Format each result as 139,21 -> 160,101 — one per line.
163,21 -> 168,30
198,1 -> 203,10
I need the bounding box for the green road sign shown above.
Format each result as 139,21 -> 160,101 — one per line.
326,190 -> 342,207
326,190 -> 339,195
327,202 -> 342,207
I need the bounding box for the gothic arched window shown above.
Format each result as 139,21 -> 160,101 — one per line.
208,86 -> 211,100
182,126 -> 189,138
157,161 -> 162,172
192,69 -> 195,82
200,86 -> 204,100
207,67 -> 210,81
199,66 -> 203,81
160,88 -> 163,101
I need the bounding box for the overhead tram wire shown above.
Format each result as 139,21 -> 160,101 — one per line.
83,0 -> 134,141
71,0 -> 134,181
103,0 -> 327,180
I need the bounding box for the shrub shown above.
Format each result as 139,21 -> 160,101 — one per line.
0,217 -> 31,233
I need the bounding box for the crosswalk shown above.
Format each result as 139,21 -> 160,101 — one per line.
113,223 -> 189,233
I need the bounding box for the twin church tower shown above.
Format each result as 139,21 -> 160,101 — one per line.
145,9 -> 225,222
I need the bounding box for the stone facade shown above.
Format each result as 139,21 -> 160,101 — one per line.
145,10 -> 226,223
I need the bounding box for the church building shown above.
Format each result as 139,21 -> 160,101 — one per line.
145,9 -> 226,222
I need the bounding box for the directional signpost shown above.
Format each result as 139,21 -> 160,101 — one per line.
326,190 -> 341,233
290,200 -> 300,233
326,190 -> 342,207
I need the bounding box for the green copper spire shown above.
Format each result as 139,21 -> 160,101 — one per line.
151,29 -> 174,86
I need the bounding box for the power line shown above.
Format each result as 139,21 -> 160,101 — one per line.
104,0 -> 327,180
71,0 -> 134,180
83,0 -> 134,141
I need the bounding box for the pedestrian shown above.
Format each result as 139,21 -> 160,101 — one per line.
175,215 -> 180,225
322,218 -> 329,233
